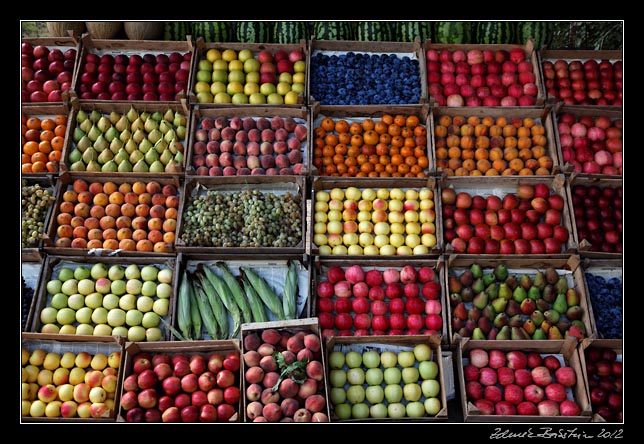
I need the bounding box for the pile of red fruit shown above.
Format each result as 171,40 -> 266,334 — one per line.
119,350 -> 241,422
314,264 -> 443,339
426,47 -> 539,107
464,347 -> 584,417
584,345 -> 622,422
570,183 -> 622,253
21,42 -> 77,103
542,59 -> 622,106
441,183 -> 570,255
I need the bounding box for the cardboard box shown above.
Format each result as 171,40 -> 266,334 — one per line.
310,176 -> 442,256
116,339 -> 242,422
430,105 -> 563,177
325,334 -> 449,422
444,254 -> 595,343
456,336 -> 592,422
185,106 -> 311,177
21,332 -> 125,422
28,254 -> 178,342
175,175 -> 307,256
173,253 -> 312,341
60,100 -> 191,177
21,104 -> 72,177
240,317 -> 331,422
439,174 -> 578,255
311,256 -> 449,345
21,175 -> 58,261
578,338 -> 622,422
580,259 -> 623,340
309,103 -> 434,178
43,172 -> 182,257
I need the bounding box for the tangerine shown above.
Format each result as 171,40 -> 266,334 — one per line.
387,124 -> 401,137
31,161 -> 47,172
54,124 -> 67,137
51,136 -> 65,151
321,117 -> 335,132
23,141 -> 39,156
335,119 -> 349,134
393,114 -> 406,127
363,130 -> 379,145
381,114 -> 394,125
26,117 -> 41,130
374,121 -> 388,134
349,122 -> 363,135
362,118 -> 375,131
54,114 -> 68,126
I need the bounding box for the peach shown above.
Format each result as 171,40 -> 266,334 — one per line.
119,238 -> 136,251
74,202 -> 91,218
118,183 -> 132,194
261,129 -> 275,143
135,204 -> 150,217
57,224 -> 73,238
120,203 -> 136,218
242,117 -> 256,131
260,155 -> 275,169
244,333 -> 261,351
275,128 -> 289,141
297,347 -> 313,362
165,196 -> 180,209
251,168 -> 265,175
162,219 -> 177,232
287,137 -> 301,151
304,394 -> 326,413
87,228 -> 103,241
292,163 -> 305,175
132,229 -> 148,242
303,334 -> 321,352
148,229 -> 164,244
305,360 -> 324,381
162,184 -> 177,197
233,156 -> 247,169
283,117 -> 297,132
72,179 -> 89,194
294,124 -> 307,141
243,350 -> 261,367
297,378 -> 318,399
208,128 -> 221,141
260,387 -> 280,405
233,141 -> 247,156
220,140 -> 233,153
219,152 -> 233,167
124,192 -> 139,205
262,371 -> 280,389
237,167 -> 251,175
108,191 -> 124,205
87,239 -> 103,249
235,130 -> 248,143
280,397 -> 299,417
246,400 -> 264,420
138,192 -> 152,205
90,205 -> 106,219
88,182 -> 104,195
165,207 -> 178,220
262,402 -> 282,422
214,116 -> 228,129
148,217 -> 163,231
260,142 -> 274,156
275,154 -> 291,169
136,239 -> 154,252
80,216 -> 95,229
116,215 -> 132,229
149,204 -> 166,219
277,377 -> 299,398
205,153 -> 219,168
99,216 -> 116,230
281,350 -> 297,365
273,141 -> 288,154
259,355 -> 278,372
247,154 -> 261,169
244,366 -> 265,384
146,181 -> 162,195
78,191 -> 94,204
102,228 -> 117,240
102,181 -> 118,195
163,232 -> 175,244
57,212 -> 73,226
245,383 -> 263,402
93,193 -> 109,207
193,154 -> 206,167
151,193 -> 166,206
257,343 -> 275,357
247,128 -> 261,143
103,238 -> 119,250
70,238 -> 87,248
270,116 -> 284,130
261,329 -> 281,345
206,140 -> 220,154
221,127 -> 235,141
246,141 -> 260,156
63,190 -> 78,203
286,335 -> 304,354
72,225 -> 88,239
132,181 -> 147,195
117,227 -> 133,240
288,150 -> 302,165
105,203 -> 121,218
229,116 -> 242,130
59,201 -> 75,214
132,216 -> 148,230
256,117 -> 270,130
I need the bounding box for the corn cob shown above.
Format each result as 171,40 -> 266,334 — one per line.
201,264 -> 241,338
240,266 -> 285,320
188,275 -> 202,340
177,270 -> 193,340
196,267 -> 230,339
241,277 -> 269,323
282,260 -> 298,319
215,261 -> 253,325
192,279 -> 220,340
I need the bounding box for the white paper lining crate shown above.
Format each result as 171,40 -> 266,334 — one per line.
325,334 -> 449,422
22,36 -> 82,107
310,257 -> 449,346
188,38 -> 308,107
456,337 -> 592,422
310,176 -> 443,257
185,105 -> 311,178
60,100 -> 191,177
429,105 -> 563,177
240,317 -> 331,422
21,332 -> 125,422
423,38 -> 546,107
172,253 -> 312,342
309,103 -> 435,178
439,174 -> 578,255
444,255 -> 595,344
309,38 -> 428,107
21,175 -> 58,262
567,175 -> 622,258
21,104 -> 72,177
580,259 -> 623,341
71,34 -> 195,105
578,338 -> 623,422
43,172 -> 182,257
537,49 -> 622,108
175,175 -> 307,256
29,254 -> 179,342
116,339 -> 242,422
553,104 -> 622,180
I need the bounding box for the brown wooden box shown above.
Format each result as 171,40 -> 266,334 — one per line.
21,104 -> 72,177
21,174 -> 58,261
578,338 -> 623,422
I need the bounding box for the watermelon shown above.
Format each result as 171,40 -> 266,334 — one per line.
234,21 -> 271,43
395,21 -> 432,42
475,21 -> 517,44
355,21 -> 394,41
191,22 -> 232,42
272,21 -> 310,44
312,21 -> 355,41
163,21 -> 192,41
431,21 -> 472,44
517,21 -> 554,48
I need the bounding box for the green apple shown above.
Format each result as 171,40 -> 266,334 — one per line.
198,59 -> 212,71
293,60 -> 306,73
346,385 -> 365,404
93,324 -> 112,336
61,279 -> 78,296
112,326 -> 128,337
102,293 -> 120,310
328,351 -> 345,369
75,306 -> 93,324
142,312 -> 160,328
85,292 -> 103,309
246,71 -> 260,84
74,266 -> 91,280
227,81 -> 244,96
66,293 -> 85,310
141,281 -> 157,297
136,295 -> 154,313
127,325 -> 146,342
76,323 -> 94,335
402,367 -> 420,384
365,385 -> 384,404
145,327 -> 163,341
58,267 -> 75,282
124,264 -> 141,280
214,92 -> 231,104
140,265 -> 158,282
106,308 -> 126,327
243,58 -> 260,73
361,350 -> 380,369
249,92 -> 266,104
126,279 -> 142,295
46,280 -> 62,295
346,367 -> 365,385
365,367 -> 383,386
259,83 -> 276,96
424,397 -> 442,415
345,351 -> 362,368
119,294 -> 136,311
370,403 -> 388,419
329,369 -> 347,388
276,82 -> 291,96
210,80 -> 227,94
156,282 -> 172,299
397,350 -> 416,368
77,279 -> 95,296
50,293 -> 68,310
413,343 -> 433,362
351,403 -> 370,419
419,360 -> 439,380
90,263 -> 108,280
152,298 -> 169,317
110,280 -> 126,296
421,379 -> 440,398
196,91 -> 214,103
232,93 -> 249,104
244,82 -> 260,96
156,268 -> 173,284
387,402 -> 406,419
56,307 -> 76,325
91,307 -> 108,325
406,401 -> 426,418
334,403 -> 352,420
403,383 -> 422,402
108,265 -> 125,281
125,309 -> 143,326
380,351 -> 398,368
40,307 -> 58,324
384,367 -> 402,385
330,387 -> 346,405
384,384 -> 403,403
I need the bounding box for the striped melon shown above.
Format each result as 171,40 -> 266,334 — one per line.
355,21 -> 394,41
431,21 -> 472,44
272,21 -> 310,44
234,21 -> 271,43
191,22 -> 233,42
475,21 -> 517,44
312,21 -> 355,40
517,21 -> 554,48
395,21 -> 432,42
164,21 -> 192,41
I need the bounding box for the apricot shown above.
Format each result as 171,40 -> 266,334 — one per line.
71,238 -> 88,249
72,226 -> 88,239
117,227 -> 133,241
165,195 -> 180,209
70,216 -> 85,228
56,237 -> 72,248
120,203 -> 136,218
149,205 -> 166,219
77,191 -> 94,205
74,203 -> 91,218
63,190 -> 78,203
135,204 -> 150,218
73,179 -> 89,194
132,229 -> 148,242
162,219 -> 177,233
165,207 -> 178,220
99,216 -> 116,230
59,201 -> 75,214
151,193 -> 166,206
102,181 -> 118,195
138,193 -> 152,205
136,239 -> 154,252
118,183 -> 132,194
132,182 -> 147,195
108,192 -> 124,205
147,218 -> 163,231
87,239 -> 103,249
102,228 -> 117,240
57,213 -> 72,226
104,204 -> 121,218
163,232 -> 175,244
146,181 -> 162,195
131,217 -> 148,231
147,230 -> 163,244
57,225 -> 73,239
124,192 -> 139,205
162,184 -> 177,197
153,242 -> 172,253
115,216 -> 132,229
89,205 -> 106,219
103,239 -> 119,250
119,238 -> 136,251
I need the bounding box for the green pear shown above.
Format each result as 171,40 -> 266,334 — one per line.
79,118 -> 93,133
494,264 -> 509,282
129,150 -> 144,164
519,273 -> 532,290
159,119 -> 173,134
481,304 -> 496,321
144,118 -> 159,133
124,138 -> 139,154
496,325 -> 511,340
173,112 -> 187,127
471,277 -> 485,294
132,128 -> 147,144
144,148 -> 159,165
148,129 -> 162,144
82,147 -> 98,164
553,292 -> 568,314
165,159 -> 182,173
114,148 -> 129,165
163,108 -> 175,122
101,160 -> 118,172
93,134 -> 108,152
530,310 -> 545,327
472,291 -> 488,310
89,109 -> 102,123
159,148 -> 173,165
115,115 -> 130,132
566,288 -> 579,306
152,110 -> 164,122
73,127 -> 86,143
173,151 -> 184,165
532,329 -> 547,340
97,148 -> 113,164
140,111 -> 151,122
555,277 -> 568,294
491,298 -> 507,314
118,159 -> 133,172
126,106 -> 139,123
86,159 -> 101,172
511,326 -> 530,340
485,282 -> 498,299
68,148 -> 82,164
138,138 -> 153,154
119,128 -> 132,143
77,135 -> 92,152
70,160 -> 86,171
154,138 -> 168,154
149,160 -> 165,173
133,159 -> 149,173
544,309 -> 560,324
97,116 -> 111,133
76,109 -> 88,123
528,286 -> 541,301
110,137 -> 124,154
533,271 -> 546,290
104,126 -> 119,143
163,128 -> 177,143
513,286 -> 527,303
109,111 -> 121,124
471,327 -> 486,340
470,263 -> 483,279
482,272 -> 496,287
493,312 -> 509,329
498,283 -> 512,300
176,125 -> 186,140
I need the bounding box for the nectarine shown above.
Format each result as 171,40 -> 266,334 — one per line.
136,239 -> 154,252
87,239 -> 103,249
71,238 -> 88,248
119,238 -> 136,251
120,203 -> 136,218
104,204 -> 121,218
146,181 -> 162,195
72,179 -> 89,194
103,238 -> 119,250
88,182 -> 103,195
102,181 -> 118,195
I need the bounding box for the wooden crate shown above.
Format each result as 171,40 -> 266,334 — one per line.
444,254 -> 595,344
456,336 -> 592,422
21,174 -> 58,261
578,338 -> 623,422
21,104 -> 72,177
325,334 -> 449,422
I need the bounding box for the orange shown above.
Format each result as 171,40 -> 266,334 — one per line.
349,122 -> 363,135
313,127 -> 326,139
406,115 -> 420,128
381,114 -> 394,125
438,115 -> 452,127
404,156 -> 417,167
446,135 -> 460,148
54,124 -> 67,137
333,153 -> 345,165
39,130 -> 55,142
435,147 -> 448,160
467,116 -> 481,126
538,156 -> 553,170
361,118 -> 375,131
434,125 -> 447,138
502,125 -> 517,137
522,117 -> 536,128
460,135 -> 474,150
400,146 -> 413,158
390,135 -> 404,148
517,136 -> 532,150
49,150 -> 62,162
495,116 -> 508,127
46,161 -> 57,172
314,138 -> 325,150
334,143 -> 348,156
324,133 -> 339,147
470,170 -> 483,176
338,132 -> 351,145
22,153 -> 31,164
474,124 -> 489,137
321,117 -> 335,132
393,114 -> 406,127
387,124 -> 401,137
474,148 -> 489,160
31,161 -> 47,172
374,121 -> 388,135
397,164 -> 410,175
413,125 -> 427,137
531,146 -> 547,159
24,129 -> 40,142
335,119 -> 349,134
460,124 -> 474,137
531,125 -> 545,136
363,130 -> 379,145
403,137 -> 416,150
346,145 -> 360,158
324,164 -> 337,175
54,114 -> 68,126
400,126 -> 413,139
517,126 -> 531,138
40,118 -> 56,131
23,141 -> 39,156
322,145 -> 335,158
26,117 -> 41,130
51,136 -> 65,151
350,134 -> 363,147
379,133 -> 392,145
31,152 -> 48,164
532,134 -> 547,147
38,140 -> 52,154
504,137 -> 518,149
489,147 -> 504,161
22,163 -> 32,173
22,114 -> 28,124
